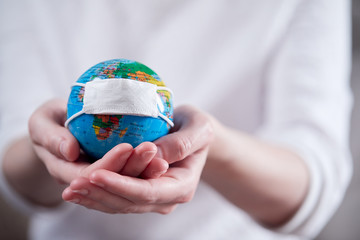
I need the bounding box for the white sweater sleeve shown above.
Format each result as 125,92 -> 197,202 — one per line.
258,0 -> 353,238
0,1 -> 56,215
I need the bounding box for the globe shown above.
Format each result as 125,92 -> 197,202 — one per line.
66,59 -> 174,160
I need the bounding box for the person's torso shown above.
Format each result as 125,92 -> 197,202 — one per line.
26,1 -> 305,239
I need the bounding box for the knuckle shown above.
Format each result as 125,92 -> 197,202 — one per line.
142,194 -> 156,204
137,181 -> 158,204
46,135 -> 63,156
140,189 -> 157,204
175,135 -> 192,160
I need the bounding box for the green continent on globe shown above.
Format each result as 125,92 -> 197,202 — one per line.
92,115 -> 123,140
95,61 -> 165,86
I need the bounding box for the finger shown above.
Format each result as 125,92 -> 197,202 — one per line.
64,187 -> 177,214
64,178 -> 178,214
89,148 -> 209,204
141,157 -> 169,179
89,168 -> 193,204
154,106 -> 213,164
29,99 -> 80,161
80,143 -> 133,178
120,142 -> 157,177
65,177 -> 133,210
34,144 -> 90,184
62,187 -> 119,214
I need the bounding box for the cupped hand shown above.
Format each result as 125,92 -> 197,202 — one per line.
62,105 -> 214,214
28,99 -> 168,185
28,99 -> 85,184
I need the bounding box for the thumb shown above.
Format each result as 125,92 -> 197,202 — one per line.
28,99 -> 80,161
154,105 -> 213,164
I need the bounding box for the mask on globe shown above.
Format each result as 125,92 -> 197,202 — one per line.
64,78 -> 174,128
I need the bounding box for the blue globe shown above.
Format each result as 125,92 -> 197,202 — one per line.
66,59 -> 174,160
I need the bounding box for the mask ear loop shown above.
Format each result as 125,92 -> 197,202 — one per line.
156,86 -> 175,127
64,82 -> 86,128
64,110 -> 85,128
158,113 -> 174,127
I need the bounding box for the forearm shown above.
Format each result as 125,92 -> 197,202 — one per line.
2,136 -> 65,207
202,118 -> 309,227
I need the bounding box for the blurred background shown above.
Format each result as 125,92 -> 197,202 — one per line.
316,1 -> 360,239
0,1 -> 359,239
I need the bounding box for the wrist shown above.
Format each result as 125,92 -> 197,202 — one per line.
3,136 -> 64,207
206,116 -> 236,166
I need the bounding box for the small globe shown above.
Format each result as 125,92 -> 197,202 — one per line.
66,59 -> 174,160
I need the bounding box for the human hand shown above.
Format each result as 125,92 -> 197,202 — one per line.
62,105 -> 214,214
28,99 -> 168,185
28,99 -> 85,184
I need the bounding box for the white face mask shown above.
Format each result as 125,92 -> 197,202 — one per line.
65,78 -> 174,127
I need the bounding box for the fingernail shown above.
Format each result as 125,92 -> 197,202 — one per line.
141,150 -> 157,159
90,180 -> 104,188
68,198 -> 80,204
72,189 -> 89,196
60,141 -> 68,159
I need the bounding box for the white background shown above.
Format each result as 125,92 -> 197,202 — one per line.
0,1 -> 359,239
